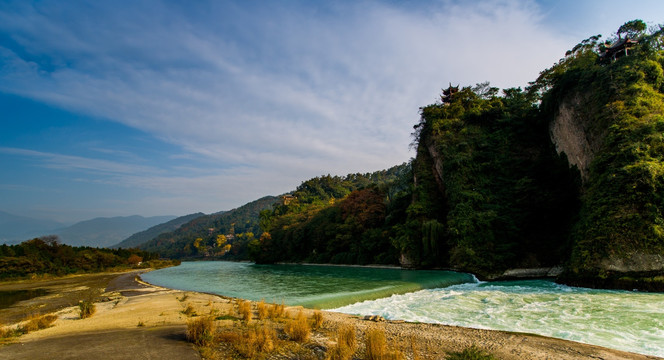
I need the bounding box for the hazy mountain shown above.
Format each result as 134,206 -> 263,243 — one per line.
112,212 -> 206,249
0,210 -> 66,244
55,215 -> 177,248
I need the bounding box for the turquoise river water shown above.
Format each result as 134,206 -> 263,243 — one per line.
142,261 -> 664,357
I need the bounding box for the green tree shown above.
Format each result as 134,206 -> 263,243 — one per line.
617,19 -> 646,39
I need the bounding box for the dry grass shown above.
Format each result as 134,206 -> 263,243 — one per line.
78,300 -> 96,319
257,299 -> 269,320
328,343 -> 354,360
338,323 -> 357,352
410,335 -> 421,360
445,346 -> 498,360
217,329 -> 242,344
248,325 -> 277,354
285,310 -> 310,342
365,328 -> 387,360
238,300 -> 252,323
186,316 -> 216,347
364,328 -> 405,360
181,303 -> 196,317
268,302 -> 285,319
20,314 -> 58,333
312,310 -> 324,330
326,324 -> 357,360
218,325 -> 278,358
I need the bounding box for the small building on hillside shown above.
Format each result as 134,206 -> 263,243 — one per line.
282,194 -> 296,205
602,38 -> 639,61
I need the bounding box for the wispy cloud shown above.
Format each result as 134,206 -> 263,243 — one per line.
0,147 -> 160,175
2,0 -> 636,219
0,1 -> 568,167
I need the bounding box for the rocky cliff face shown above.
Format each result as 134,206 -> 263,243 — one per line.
425,138 -> 446,195
549,89 -> 664,290
549,92 -> 605,182
601,252 -> 664,273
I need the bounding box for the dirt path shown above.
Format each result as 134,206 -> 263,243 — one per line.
0,270 -> 202,360
0,326 -> 199,360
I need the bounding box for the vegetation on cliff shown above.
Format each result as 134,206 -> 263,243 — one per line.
399,84 -> 579,276
536,22 -> 664,287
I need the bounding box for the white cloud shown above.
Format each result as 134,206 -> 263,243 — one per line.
0,147 -> 161,175
0,0 -> 589,218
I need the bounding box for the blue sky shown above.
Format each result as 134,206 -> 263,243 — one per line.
1,0 -> 662,223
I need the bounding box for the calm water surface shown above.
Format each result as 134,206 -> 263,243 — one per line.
0,288 -> 49,309
143,261 -> 664,357
142,261 -> 474,308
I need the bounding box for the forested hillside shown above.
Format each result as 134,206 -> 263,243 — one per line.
138,196 -> 278,258
113,212 -> 205,249
249,164 -> 411,265
142,166 -> 410,261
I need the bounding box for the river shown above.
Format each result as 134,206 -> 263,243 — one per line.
142,261 -> 664,357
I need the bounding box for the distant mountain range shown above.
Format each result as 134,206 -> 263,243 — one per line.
0,212 -> 178,248
112,213 -> 206,248
0,211 -> 67,244
54,215 -> 177,248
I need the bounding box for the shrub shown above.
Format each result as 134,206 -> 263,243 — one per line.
238,300 -> 252,323
285,310 -> 310,342
186,316 -> 216,347
269,302 -> 285,319
445,346 -> 498,360
182,303 -> 196,316
218,326 -> 277,358
78,300 -> 96,319
364,328 -> 387,360
257,299 -> 268,320
328,324 -> 357,360
21,314 -> 58,333
0,323 -> 23,339
252,325 -> 276,353
363,328 -> 405,360
312,310 -> 324,329
337,323 -> 357,352
327,344 -> 354,360
217,329 -> 241,344
36,314 -> 57,329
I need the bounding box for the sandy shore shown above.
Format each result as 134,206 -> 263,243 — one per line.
0,270 -> 660,360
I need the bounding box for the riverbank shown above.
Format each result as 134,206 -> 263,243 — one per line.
0,270 -> 660,360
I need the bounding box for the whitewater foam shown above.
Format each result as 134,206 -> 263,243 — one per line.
331,280 -> 664,357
